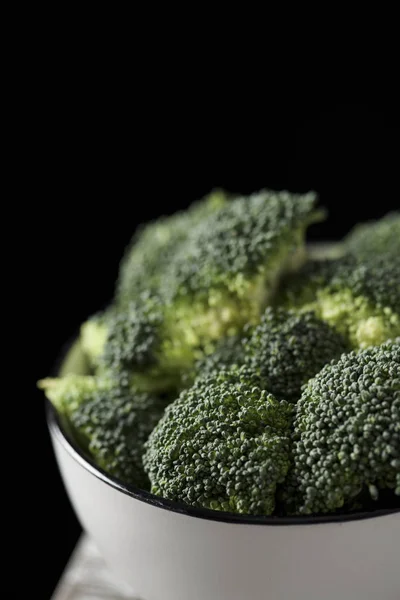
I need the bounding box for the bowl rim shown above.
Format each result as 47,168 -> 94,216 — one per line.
47,400 -> 400,526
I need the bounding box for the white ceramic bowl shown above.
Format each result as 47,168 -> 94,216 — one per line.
47,339 -> 400,600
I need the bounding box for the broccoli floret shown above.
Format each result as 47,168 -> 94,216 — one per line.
39,374 -> 167,489
160,190 -> 324,341
178,309 -> 349,399
282,339 -> 400,515
100,295 -> 198,392
343,211 -> 400,261
103,295 -> 164,371
119,189 -> 324,344
144,367 -> 293,515
279,256 -> 400,349
98,190 -> 324,391
116,189 -> 228,305
188,334 -> 245,382
79,294 -> 192,393
243,308 -> 349,402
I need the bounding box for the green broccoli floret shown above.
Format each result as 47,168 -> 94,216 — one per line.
282,339 -> 400,515
144,367 -> 293,515
116,189 -> 228,305
343,211 -> 400,261
102,295 -> 164,371
39,374 -> 167,489
279,256 -> 400,349
92,190 -> 325,392
79,293 -> 192,393
188,334 -> 245,382
160,190 -> 324,342
243,308 -> 349,402
118,189 -> 324,342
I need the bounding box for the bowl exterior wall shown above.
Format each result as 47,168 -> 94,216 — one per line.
50,427 -> 400,600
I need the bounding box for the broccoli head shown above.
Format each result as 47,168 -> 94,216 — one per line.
88,190 -> 325,391
40,374 -> 167,489
279,256 -> 400,349
116,189 -> 228,305
185,309 -> 348,400
79,293 -> 193,393
144,367 -> 293,515
188,334 -> 245,382
160,190 -> 324,342
118,189 -> 324,342
343,211 -> 400,261
243,308 -> 349,402
283,339 -> 400,515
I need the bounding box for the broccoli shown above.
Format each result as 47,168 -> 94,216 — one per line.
282,339 -> 400,515
144,367 -> 293,515
39,374 -> 167,489
84,190 -> 324,392
189,309 -> 348,403
116,189 -> 229,305
278,256 -> 400,349
118,189 -> 323,341
343,211 -> 400,261
79,294 -> 198,393
40,189 -> 399,519
243,308 -> 349,402
159,190 -> 324,343
188,334 -> 245,382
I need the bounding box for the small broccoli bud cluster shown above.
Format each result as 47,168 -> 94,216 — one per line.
116,189 -> 229,305
279,255 -> 400,349
70,384 -> 167,489
144,367 -> 293,515
344,211 -> 400,261
188,334 -> 245,382
165,190 -> 320,302
243,308 -> 349,402
40,373 -> 167,490
283,339 -> 400,515
102,294 -> 164,372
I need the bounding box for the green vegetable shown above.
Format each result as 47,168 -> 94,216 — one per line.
243,308 -> 349,402
190,309 -> 349,403
159,189 -> 323,342
116,189 -> 229,304
39,190 -> 399,517
282,339 -> 400,515
279,256 -> 400,349
144,367 -> 293,515
39,374 -> 167,489
343,211 -> 400,261
188,334 -> 245,382
82,189 -> 324,392
79,294 -> 193,393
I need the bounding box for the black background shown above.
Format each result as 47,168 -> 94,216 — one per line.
27,101 -> 398,598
